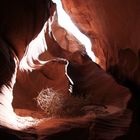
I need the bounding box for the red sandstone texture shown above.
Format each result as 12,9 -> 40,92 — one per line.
0,0 -> 140,139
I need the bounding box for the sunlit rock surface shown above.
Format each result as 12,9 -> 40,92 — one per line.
11,53 -> 132,140
61,0 -> 140,85
0,0 -> 140,139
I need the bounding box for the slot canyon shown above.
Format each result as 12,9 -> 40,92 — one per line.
0,0 -> 140,139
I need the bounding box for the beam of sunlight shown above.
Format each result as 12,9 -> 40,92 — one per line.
19,23 -> 48,72
0,85 -> 41,130
52,0 -> 95,62
20,0 -> 96,72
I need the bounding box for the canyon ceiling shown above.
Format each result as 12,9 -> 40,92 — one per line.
0,0 -> 140,140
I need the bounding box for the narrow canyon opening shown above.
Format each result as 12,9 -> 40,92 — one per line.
0,0 -> 140,140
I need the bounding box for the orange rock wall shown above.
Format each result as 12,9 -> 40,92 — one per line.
62,0 -> 140,86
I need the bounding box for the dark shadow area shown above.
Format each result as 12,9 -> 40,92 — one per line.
107,71 -> 140,140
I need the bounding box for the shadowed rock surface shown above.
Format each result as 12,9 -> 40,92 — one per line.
0,0 -> 140,139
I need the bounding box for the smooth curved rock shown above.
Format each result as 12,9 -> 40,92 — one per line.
0,0 -> 139,139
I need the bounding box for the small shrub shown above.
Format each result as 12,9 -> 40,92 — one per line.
35,88 -> 64,117
35,88 -> 107,117
35,88 -> 89,117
